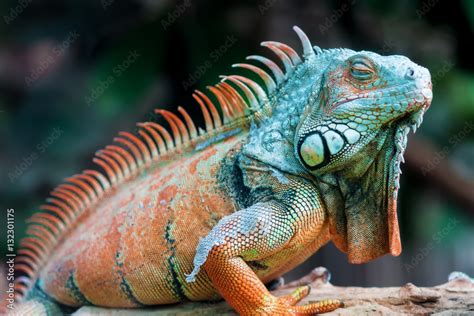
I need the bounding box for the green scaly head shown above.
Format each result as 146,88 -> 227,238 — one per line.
295,46 -> 432,263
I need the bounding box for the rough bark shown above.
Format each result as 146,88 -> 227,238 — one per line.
74,268 -> 474,315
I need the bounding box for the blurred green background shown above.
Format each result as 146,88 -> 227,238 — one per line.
0,0 -> 473,288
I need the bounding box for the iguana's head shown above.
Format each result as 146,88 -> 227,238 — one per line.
295,48 -> 432,263
296,51 -> 432,174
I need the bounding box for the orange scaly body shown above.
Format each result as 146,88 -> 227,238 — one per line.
39,134 -> 243,307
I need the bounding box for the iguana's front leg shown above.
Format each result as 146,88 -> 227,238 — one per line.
186,200 -> 342,315
204,245 -> 341,315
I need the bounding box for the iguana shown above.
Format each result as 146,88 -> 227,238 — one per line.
8,26 -> 432,315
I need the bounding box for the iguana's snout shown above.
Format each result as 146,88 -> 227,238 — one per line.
404,63 -> 432,107
386,60 -> 432,129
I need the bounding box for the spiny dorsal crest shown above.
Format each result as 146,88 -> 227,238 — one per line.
15,26 -> 319,298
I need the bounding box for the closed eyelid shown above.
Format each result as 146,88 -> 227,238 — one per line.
349,55 -> 376,71
352,63 -> 371,71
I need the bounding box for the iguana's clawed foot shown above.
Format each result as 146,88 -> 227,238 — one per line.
261,285 -> 343,315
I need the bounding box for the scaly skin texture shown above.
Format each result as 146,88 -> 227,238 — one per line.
9,26 -> 432,315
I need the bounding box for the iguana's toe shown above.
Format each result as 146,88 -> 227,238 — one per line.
290,299 -> 343,314
274,286 -> 343,314
278,285 -> 311,305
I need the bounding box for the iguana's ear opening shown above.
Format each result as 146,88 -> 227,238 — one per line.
325,130 -> 401,263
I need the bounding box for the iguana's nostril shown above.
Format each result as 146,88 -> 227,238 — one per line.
405,67 -> 415,79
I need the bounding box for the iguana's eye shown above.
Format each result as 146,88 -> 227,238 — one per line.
350,57 -> 374,81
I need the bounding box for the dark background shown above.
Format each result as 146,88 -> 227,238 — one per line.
1,0 -> 473,288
